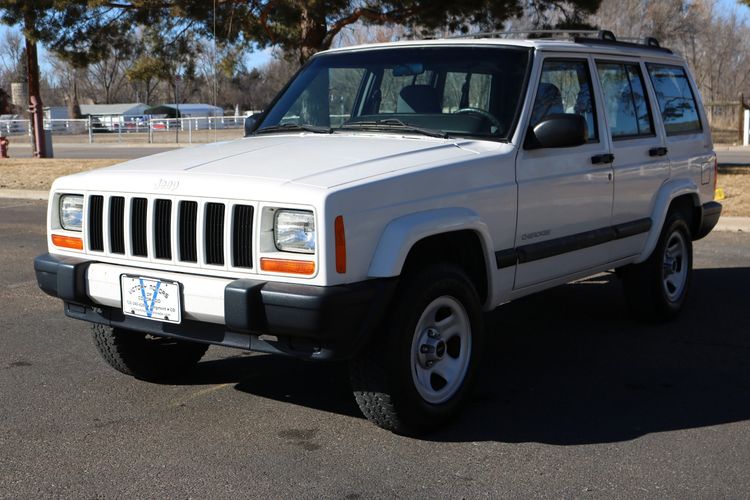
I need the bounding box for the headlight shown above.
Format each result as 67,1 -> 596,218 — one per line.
274,210 -> 315,253
60,194 -> 84,232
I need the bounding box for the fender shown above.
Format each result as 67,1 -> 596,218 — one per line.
635,178 -> 700,264
367,207 -> 496,282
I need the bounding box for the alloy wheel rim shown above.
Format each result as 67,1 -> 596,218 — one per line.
410,296 -> 472,405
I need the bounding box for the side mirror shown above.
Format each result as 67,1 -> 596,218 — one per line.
525,113 -> 587,150
244,113 -> 261,137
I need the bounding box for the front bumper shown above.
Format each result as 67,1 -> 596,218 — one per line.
34,253 -> 397,360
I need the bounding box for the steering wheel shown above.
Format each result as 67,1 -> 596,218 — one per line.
454,107 -> 503,130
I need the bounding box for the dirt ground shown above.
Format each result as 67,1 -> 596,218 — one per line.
1,158 -> 748,217
0,159 -> 120,191
717,169 -> 750,217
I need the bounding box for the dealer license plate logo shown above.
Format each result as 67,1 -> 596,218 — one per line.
121,276 -> 181,324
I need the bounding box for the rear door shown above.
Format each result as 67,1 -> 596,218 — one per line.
514,54 -> 614,289
645,62 -> 714,201
593,58 -> 670,259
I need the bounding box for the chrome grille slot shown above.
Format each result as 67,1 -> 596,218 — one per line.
232,204 -> 254,268
179,201 -> 198,263
154,199 -> 172,260
131,198 -> 148,257
88,195 -> 104,252
204,203 -> 225,266
109,196 -> 125,254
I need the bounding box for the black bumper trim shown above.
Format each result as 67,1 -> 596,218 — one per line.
695,201 -> 722,240
35,253 -> 398,360
34,253 -> 92,304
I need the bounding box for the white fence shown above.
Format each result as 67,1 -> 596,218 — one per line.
0,116 -> 246,144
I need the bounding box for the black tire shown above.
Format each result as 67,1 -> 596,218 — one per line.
92,324 -> 208,381
349,264 -> 484,435
620,211 -> 693,321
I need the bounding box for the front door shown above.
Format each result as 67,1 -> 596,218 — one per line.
514,55 -> 614,289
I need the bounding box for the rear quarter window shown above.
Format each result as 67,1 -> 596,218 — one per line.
646,63 -> 702,135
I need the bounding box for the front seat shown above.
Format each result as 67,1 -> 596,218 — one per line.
530,82 -> 564,125
397,85 -> 441,113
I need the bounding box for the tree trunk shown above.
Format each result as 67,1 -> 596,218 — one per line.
25,35 -> 48,158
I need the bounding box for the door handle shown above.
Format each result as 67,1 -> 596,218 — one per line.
649,147 -> 668,157
591,153 -> 615,165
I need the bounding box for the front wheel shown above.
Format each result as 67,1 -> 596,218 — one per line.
92,325 -> 208,381
349,265 -> 484,435
620,211 -> 693,321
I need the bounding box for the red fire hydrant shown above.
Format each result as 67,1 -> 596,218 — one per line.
0,136 -> 8,158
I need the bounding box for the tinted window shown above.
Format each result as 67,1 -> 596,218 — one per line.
531,60 -> 597,141
260,47 -> 531,140
647,64 -> 702,135
596,62 -> 654,138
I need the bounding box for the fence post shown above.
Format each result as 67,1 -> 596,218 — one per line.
148,119 -> 153,144
88,117 -> 93,144
744,109 -> 749,147
188,118 -> 192,144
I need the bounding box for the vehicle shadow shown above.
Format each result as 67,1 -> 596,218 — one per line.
181,267 -> 750,444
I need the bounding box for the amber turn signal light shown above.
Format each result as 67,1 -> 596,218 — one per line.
260,257 -> 315,275
52,234 -> 84,250
335,215 -> 346,274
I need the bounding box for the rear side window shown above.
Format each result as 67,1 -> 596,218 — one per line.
596,62 -> 654,139
646,64 -> 702,135
530,59 -> 598,142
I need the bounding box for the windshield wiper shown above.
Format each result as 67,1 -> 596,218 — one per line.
255,123 -> 333,135
340,118 -> 450,139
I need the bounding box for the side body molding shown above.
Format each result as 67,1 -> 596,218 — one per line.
368,207 -> 496,280
636,178 -> 700,264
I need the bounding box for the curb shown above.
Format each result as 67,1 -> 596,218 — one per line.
0,189 -> 48,200
715,217 -> 750,233
1,189 -> 748,232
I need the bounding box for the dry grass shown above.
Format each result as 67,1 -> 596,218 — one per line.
717,169 -> 750,217
0,159 -> 120,191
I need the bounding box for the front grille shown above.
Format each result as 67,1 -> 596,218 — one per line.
131,198 -> 148,257
179,201 -> 198,263
154,199 -> 172,260
232,205 -> 254,268
109,196 -> 125,254
204,203 -> 225,266
85,195 -> 253,270
88,195 -> 104,251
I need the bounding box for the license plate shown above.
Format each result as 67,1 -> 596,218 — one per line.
121,276 -> 181,324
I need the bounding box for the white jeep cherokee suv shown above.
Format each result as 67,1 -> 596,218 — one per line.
35,31 -> 722,435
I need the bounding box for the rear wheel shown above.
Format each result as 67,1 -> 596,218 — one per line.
620,211 -> 693,321
349,264 -> 484,435
92,325 -> 208,381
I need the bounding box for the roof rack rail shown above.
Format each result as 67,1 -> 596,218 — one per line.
444,29 -> 672,53
447,29 -> 601,40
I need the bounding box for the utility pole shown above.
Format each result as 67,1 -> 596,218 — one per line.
24,15 -> 48,158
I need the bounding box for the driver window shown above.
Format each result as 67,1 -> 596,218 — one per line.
530,59 -> 598,142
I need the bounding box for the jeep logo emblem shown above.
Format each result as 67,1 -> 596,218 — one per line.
154,178 -> 179,191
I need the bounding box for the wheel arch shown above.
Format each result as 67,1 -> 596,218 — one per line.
367,208 -> 495,306
636,179 -> 701,264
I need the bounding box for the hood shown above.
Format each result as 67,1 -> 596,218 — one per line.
95,133 -> 497,189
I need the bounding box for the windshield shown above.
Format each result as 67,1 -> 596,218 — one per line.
257,46 -> 532,141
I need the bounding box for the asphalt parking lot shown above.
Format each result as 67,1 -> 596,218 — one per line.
1,198 -> 749,498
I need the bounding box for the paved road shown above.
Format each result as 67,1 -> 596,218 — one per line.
717,149 -> 750,166
1,199 -> 749,497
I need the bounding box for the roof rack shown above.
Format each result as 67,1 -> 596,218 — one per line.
446,29 -> 672,54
